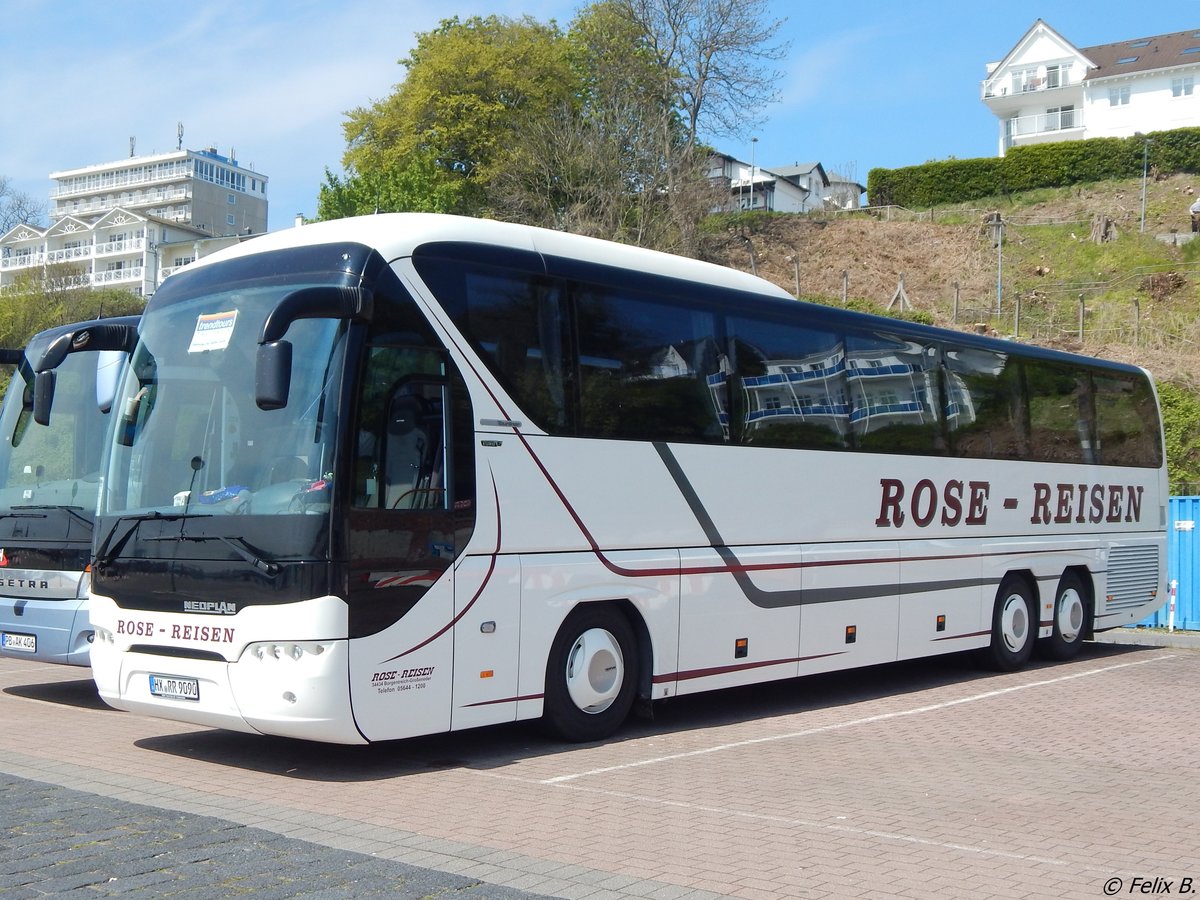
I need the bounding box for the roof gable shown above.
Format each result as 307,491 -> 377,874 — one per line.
91,207 -> 147,230
985,19 -> 1095,91
46,216 -> 93,237
0,222 -> 47,244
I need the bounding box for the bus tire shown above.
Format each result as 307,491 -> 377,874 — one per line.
542,605 -> 637,742
979,577 -> 1036,672
1037,572 -> 1088,661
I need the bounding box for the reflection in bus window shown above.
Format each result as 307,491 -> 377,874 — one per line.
944,347 -> 1028,460
1095,373 -> 1163,467
575,288 -> 723,443
1025,359 -> 1091,464
846,333 -> 943,455
727,316 -> 847,450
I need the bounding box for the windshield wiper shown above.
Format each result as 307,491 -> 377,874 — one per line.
12,505 -> 93,530
94,511 -> 198,569
146,532 -> 280,576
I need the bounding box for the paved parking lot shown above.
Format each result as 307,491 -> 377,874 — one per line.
3,639 -> 1199,899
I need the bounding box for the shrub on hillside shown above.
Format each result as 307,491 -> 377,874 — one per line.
868,127 -> 1200,208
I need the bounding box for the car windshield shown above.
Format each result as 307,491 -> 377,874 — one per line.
0,339 -> 119,513
101,283 -> 347,520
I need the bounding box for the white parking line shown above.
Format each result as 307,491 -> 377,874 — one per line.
533,780 -> 1070,866
541,654 -> 1176,784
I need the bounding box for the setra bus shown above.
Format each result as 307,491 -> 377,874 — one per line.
43,215 -> 1166,743
0,317 -> 138,666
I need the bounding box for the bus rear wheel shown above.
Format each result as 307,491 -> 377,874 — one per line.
1037,572 -> 1088,661
979,577 -> 1036,672
542,605 -> 637,742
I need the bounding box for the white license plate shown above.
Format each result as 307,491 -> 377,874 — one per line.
1,632 -> 36,653
149,674 -> 200,701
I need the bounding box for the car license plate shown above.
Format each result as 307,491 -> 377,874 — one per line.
1,632 -> 36,653
149,674 -> 200,701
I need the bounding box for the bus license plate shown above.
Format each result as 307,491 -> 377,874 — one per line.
149,674 -> 200,701
1,632 -> 36,652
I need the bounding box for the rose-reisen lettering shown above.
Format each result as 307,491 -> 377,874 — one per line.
875,478 -> 990,528
874,478 -> 1145,528
1029,482 -> 1143,525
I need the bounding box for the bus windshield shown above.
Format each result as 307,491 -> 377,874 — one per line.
0,339 -> 118,512
101,284 -> 347,521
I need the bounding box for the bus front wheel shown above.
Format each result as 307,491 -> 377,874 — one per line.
1037,572 -> 1088,661
979,577 -> 1036,672
542,605 -> 637,742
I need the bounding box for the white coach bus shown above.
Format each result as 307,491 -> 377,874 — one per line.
45,214 -> 1165,744
0,317 -> 137,666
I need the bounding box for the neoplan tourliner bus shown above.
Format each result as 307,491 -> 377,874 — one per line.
41,214 -> 1166,743
0,317 -> 138,665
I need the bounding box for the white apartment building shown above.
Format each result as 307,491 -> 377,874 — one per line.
49,147 -> 267,235
982,21 -> 1200,155
0,147 -> 268,296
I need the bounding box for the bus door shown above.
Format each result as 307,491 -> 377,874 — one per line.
345,346 -> 477,740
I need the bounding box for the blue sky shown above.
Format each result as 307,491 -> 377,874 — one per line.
2,1 -> 1197,233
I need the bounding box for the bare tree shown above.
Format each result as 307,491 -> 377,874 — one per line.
612,0 -> 789,148
0,176 -> 44,232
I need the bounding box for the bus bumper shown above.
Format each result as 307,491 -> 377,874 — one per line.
91,635 -> 366,745
0,595 -> 92,666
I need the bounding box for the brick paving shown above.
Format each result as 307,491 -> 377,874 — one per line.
2,639 -> 1198,899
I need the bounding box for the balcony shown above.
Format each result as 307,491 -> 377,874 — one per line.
0,253 -> 45,271
95,237 -> 146,257
1002,108 -> 1085,150
981,69 -> 1083,101
52,187 -> 191,219
93,267 -> 143,285
47,246 -> 92,264
50,162 -> 192,200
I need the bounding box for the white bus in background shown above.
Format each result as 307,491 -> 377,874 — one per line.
0,317 -> 138,665
43,214 -> 1165,744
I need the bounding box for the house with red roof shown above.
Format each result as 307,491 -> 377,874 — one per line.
981,20 -> 1200,155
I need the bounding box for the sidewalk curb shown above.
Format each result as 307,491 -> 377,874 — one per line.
1092,629 -> 1200,650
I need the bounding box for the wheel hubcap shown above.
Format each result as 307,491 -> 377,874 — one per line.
1000,592 -> 1029,653
564,627 -> 624,715
1057,587 -> 1084,642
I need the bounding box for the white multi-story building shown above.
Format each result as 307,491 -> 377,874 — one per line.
0,147 -> 268,296
982,21 -> 1200,155
49,147 -> 267,235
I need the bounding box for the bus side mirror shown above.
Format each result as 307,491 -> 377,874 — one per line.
256,340 -> 292,410
95,349 -> 124,414
33,370 -> 55,426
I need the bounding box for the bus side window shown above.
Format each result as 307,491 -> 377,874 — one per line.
944,348 -> 1027,460
1025,359 -> 1090,464
384,394 -> 430,508
353,347 -> 446,509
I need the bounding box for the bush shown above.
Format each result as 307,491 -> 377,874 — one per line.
868,127 -> 1200,208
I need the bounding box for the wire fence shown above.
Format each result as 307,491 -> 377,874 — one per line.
823,204 -> 1093,227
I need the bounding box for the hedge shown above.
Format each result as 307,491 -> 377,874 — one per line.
867,127 -> 1200,208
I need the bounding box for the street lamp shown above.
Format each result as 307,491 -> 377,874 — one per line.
1137,132 -> 1152,233
749,137 -> 758,211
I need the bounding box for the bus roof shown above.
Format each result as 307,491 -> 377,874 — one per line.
184,213 -> 795,301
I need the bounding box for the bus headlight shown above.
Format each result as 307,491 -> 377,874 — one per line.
243,641 -> 333,663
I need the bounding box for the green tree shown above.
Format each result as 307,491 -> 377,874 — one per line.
490,1 -> 721,252
0,264 -> 144,353
332,15 -> 573,219
316,153 -> 475,220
